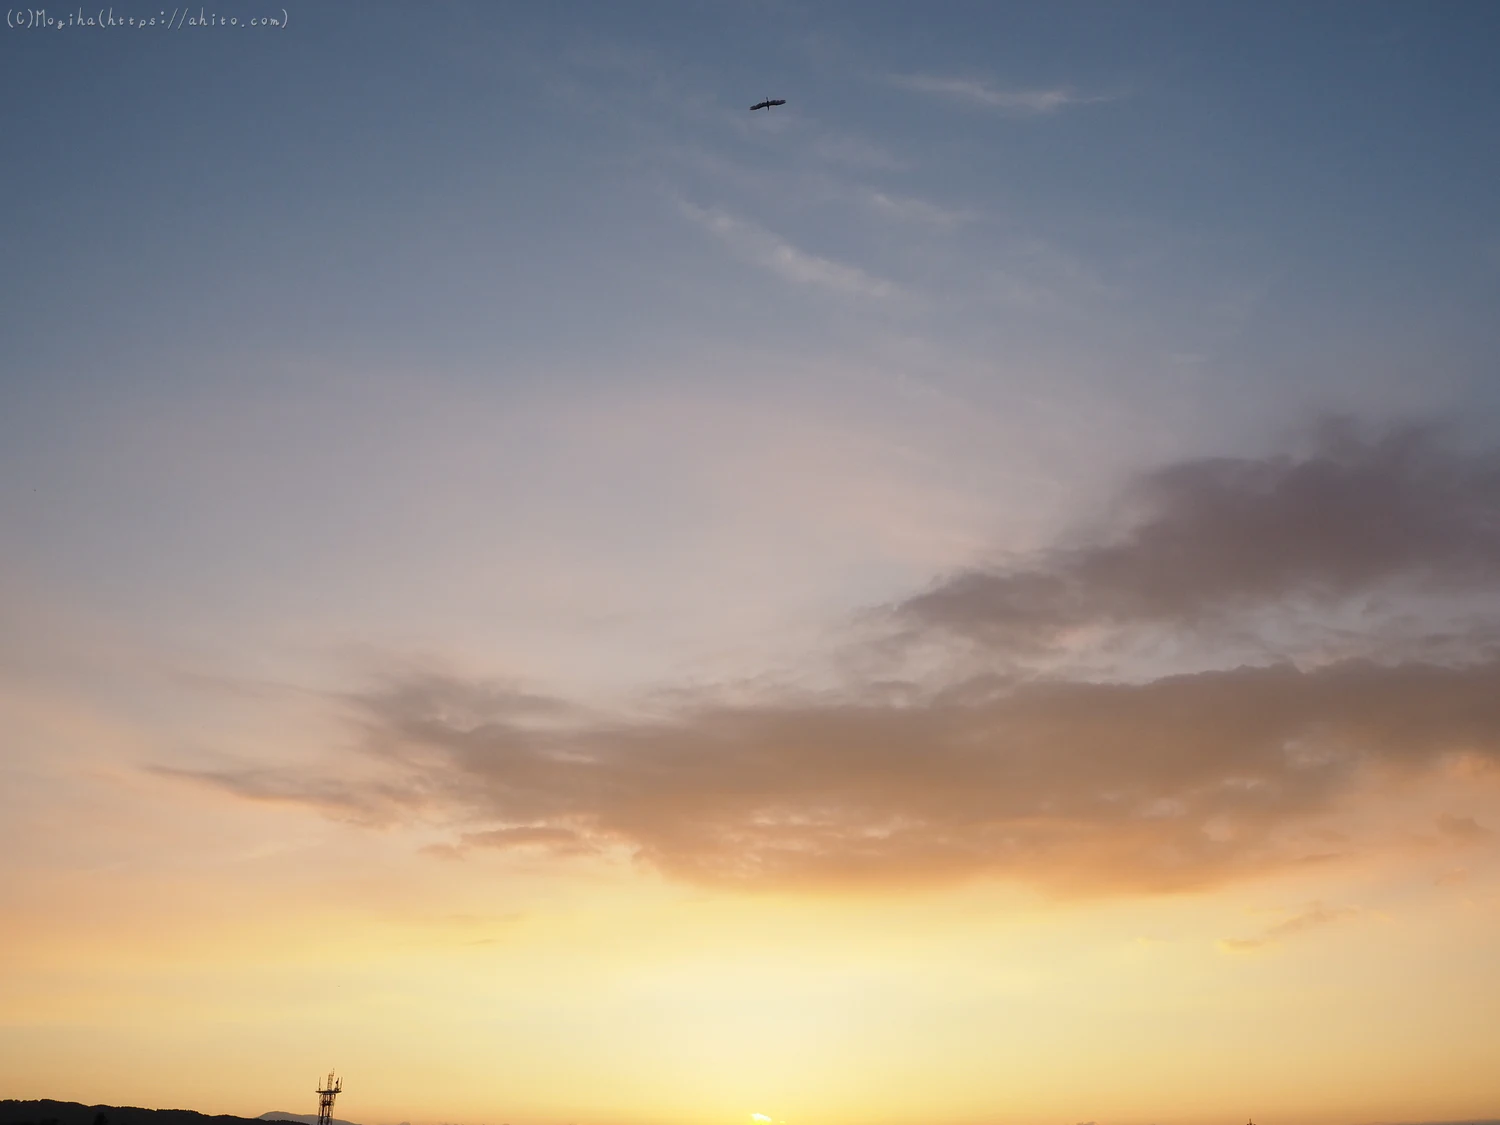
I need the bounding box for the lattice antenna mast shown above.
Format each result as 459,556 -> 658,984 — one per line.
316,1071 -> 342,1125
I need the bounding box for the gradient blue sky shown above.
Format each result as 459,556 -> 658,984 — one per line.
4,5 -> 1500,1124
7,1 -> 1500,631
7,2 -> 1500,687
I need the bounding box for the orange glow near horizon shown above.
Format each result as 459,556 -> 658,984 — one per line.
3,729 -> 1498,1125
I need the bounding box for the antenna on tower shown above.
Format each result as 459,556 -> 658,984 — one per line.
316,1071 -> 342,1125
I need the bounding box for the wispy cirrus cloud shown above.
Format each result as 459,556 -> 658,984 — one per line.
891,74 -> 1115,115
808,132 -> 907,170
1219,901 -> 1365,954
862,189 -> 976,229
681,201 -> 899,299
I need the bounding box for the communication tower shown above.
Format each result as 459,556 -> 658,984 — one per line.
316,1071 -> 342,1125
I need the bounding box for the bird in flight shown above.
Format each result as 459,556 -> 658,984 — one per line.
750,98 -> 787,111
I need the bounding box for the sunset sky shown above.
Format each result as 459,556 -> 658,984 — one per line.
3,4 -> 1500,1125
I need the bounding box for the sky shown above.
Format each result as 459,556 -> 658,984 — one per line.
3,3 -> 1500,1125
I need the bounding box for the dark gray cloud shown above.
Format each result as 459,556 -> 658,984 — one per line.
164,420 -> 1500,895
1435,813 -> 1490,842
176,656 -> 1500,895
895,420 -> 1500,651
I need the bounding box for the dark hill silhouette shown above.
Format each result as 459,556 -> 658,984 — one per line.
8,1102 -> 1498,1125
1,1102 -> 308,1125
